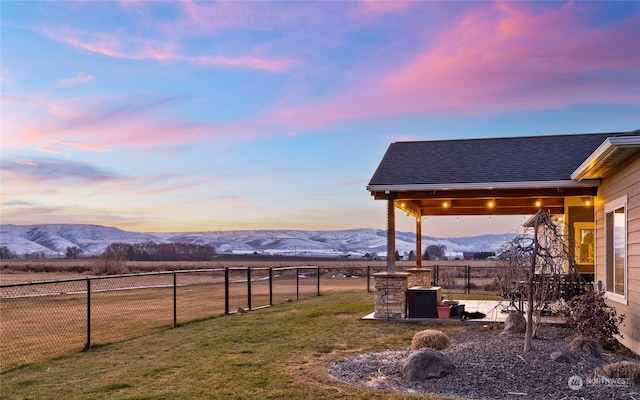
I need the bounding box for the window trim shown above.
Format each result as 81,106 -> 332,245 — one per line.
603,195 -> 628,304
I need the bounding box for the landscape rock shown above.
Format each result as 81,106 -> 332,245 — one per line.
501,312 -> 526,335
568,336 -> 603,359
550,350 -> 573,363
402,348 -> 454,380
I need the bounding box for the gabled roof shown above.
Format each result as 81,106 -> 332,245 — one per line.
368,130 -> 639,190
367,129 -> 639,216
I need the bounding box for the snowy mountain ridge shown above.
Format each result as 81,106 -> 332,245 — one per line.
0,224 -> 516,258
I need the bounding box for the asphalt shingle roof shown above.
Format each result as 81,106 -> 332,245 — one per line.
368,130 -> 640,187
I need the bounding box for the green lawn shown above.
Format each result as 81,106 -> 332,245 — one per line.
1,291 -> 467,399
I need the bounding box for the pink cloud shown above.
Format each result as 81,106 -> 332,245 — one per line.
42,27 -> 294,72
134,175 -> 218,196
38,141 -> 106,154
55,72 -> 94,87
3,89 -> 276,156
383,2 -> 639,105
177,0 -> 311,35
270,2 -> 640,127
359,0 -> 412,15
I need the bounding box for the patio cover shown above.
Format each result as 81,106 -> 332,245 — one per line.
367,130 -> 640,271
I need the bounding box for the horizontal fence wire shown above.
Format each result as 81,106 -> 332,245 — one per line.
1,264 -> 517,372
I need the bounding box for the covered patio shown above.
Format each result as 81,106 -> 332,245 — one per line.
365,132 -> 631,319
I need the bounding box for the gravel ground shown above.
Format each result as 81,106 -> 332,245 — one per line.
328,325 -> 640,399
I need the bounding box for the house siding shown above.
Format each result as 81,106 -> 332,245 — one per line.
595,155 -> 640,354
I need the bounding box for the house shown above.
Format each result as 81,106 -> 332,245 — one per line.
367,129 -> 639,353
571,134 -> 640,354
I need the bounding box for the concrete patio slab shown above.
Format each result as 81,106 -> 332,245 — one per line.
362,299 -> 566,325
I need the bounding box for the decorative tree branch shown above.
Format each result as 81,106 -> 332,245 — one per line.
496,209 -> 581,352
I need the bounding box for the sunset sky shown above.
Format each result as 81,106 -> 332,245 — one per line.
1,1 -> 639,237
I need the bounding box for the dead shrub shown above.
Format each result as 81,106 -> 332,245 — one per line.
568,336 -> 602,359
562,289 -> 625,351
93,257 -> 129,275
601,361 -> 640,384
411,329 -> 451,350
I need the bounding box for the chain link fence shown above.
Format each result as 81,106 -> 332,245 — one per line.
0,266 -> 321,372
1,263 -> 516,372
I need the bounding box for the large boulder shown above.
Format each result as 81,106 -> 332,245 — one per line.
402,348 -> 454,380
501,312 -> 526,335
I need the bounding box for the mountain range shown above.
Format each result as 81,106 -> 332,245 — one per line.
0,224 -> 516,258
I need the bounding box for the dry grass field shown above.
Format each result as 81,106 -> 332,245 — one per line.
0,258 -> 492,284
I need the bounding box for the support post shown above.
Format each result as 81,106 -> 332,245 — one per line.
387,197 -> 396,273
416,215 -> 422,269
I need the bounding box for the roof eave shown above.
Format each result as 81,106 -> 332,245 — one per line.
571,136 -> 640,181
367,180 -> 601,193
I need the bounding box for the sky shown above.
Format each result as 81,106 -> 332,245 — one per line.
1,1 -> 639,237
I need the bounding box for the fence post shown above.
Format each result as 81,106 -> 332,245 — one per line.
173,271 -> 177,328
247,268 -> 252,311
316,266 -> 320,296
269,268 -> 273,306
466,265 -> 471,294
85,278 -> 91,350
224,267 -> 229,315
296,267 -> 299,300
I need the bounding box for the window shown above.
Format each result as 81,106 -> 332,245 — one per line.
574,222 -> 594,264
604,195 -> 627,302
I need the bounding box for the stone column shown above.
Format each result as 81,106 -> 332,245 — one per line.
406,268 -> 432,288
373,272 -> 409,319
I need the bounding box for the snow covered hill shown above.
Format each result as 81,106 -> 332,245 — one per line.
0,224 -> 515,258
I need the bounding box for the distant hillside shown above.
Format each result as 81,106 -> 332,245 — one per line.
0,224 -> 516,258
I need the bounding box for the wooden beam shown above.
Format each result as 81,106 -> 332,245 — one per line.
416,216 -> 422,269
419,206 -> 564,216
418,197 -> 564,208
387,198 -> 395,273
371,186 -> 597,200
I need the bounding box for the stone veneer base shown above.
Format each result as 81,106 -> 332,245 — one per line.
373,272 -> 409,319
